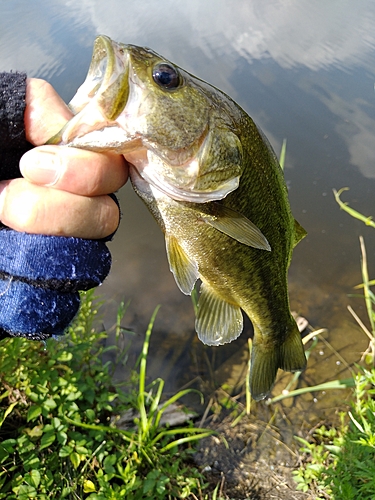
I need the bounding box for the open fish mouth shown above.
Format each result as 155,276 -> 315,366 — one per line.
47,35 -> 241,203
48,36 -> 134,151
68,36 -> 130,117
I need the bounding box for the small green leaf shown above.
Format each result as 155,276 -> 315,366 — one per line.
16,484 -> 37,498
83,480 -> 96,493
24,425 -> 43,439
27,405 -> 42,422
143,478 -> 156,494
17,435 -> 36,454
59,445 -> 74,458
0,438 -> 16,452
57,431 -> 68,445
42,398 -> 57,411
103,454 -> 117,474
35,384 -> 49,395
156,476 -> 169,495
23,454 -> 40,470
66,391 -> 82,401
57,351 -> 73,362
27,469 -> 41,488
85,409 -> 96,422
39,431 -> 56,451
0,446 -> 10,463
0,390 -> 10,402
27,392 -> 39,403
57,377 -> 68,387
0,402 -> 18,427
75,445 -> 88,455
52,417 -> 62,429
70,451 -> 81,469
61,486 -> 73,497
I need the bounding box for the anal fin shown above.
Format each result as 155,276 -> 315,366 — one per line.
165,234 -> 199,295
196,282 -> 243,345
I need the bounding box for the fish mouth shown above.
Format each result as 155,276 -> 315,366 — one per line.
47,35 -> 134,149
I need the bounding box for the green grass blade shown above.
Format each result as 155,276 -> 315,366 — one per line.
0,402 -> 17,427
138,306 -> 161,435
279,138 -> 287,171
267,377 -> 356,404
63,416 -> 134,442
154,388 -> 203,428
333,188 -> 375,228
148,378 -> 165,418
150,427 -> 214,447
359,236 -> 375,336
160,431 -> 214,452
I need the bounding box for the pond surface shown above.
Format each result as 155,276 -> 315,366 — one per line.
2,0 -> 375,412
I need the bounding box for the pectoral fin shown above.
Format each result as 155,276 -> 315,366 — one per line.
201,203 -> 271,251
196,282 -> 243,345
165,234 -> 199,295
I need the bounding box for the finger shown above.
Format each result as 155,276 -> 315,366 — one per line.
0,178 -> 119,239
20,145 -> 128,196
24,78 -> 73,145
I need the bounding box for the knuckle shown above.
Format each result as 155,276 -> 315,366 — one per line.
98,196 -> 120,237
1,181 -> 37,231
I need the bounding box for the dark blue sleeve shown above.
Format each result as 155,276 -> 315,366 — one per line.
0,72 -> 114,341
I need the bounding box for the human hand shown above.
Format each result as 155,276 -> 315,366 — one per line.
0,78 -> 128,239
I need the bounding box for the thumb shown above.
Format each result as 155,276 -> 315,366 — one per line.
24,78 -> 73,146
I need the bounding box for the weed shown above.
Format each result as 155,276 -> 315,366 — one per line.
293,369 -> 375,499
0,290 -> 211,499
292,189 -> 375,498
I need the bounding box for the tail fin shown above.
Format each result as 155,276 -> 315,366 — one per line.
249,320 -> 307,401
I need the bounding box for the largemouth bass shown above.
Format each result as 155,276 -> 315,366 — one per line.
48,35 -> 307,400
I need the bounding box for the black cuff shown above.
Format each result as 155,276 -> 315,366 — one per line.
0,72 -> 33,180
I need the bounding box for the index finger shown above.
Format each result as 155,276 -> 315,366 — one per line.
24,78 -> 73,145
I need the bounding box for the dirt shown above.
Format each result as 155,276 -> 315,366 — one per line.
112,310 -> 357,499
193,409 -> 314,500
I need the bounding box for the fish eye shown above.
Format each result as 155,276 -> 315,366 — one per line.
152,63 -> 181,90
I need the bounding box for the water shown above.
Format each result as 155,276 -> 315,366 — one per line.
1,0 -> 375,410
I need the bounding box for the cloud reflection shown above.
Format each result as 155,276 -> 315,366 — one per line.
67,0 -> 375,72
2,0 -> 375,75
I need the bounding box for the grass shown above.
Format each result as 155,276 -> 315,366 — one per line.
0,290 -> 213,499
291,187 -> 375,498
293,368 -> 375,499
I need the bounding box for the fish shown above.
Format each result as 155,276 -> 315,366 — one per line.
47,35 -> 307,400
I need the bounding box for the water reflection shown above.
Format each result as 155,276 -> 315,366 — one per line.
3,1 -> 375,77
1,0 -> 375,406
